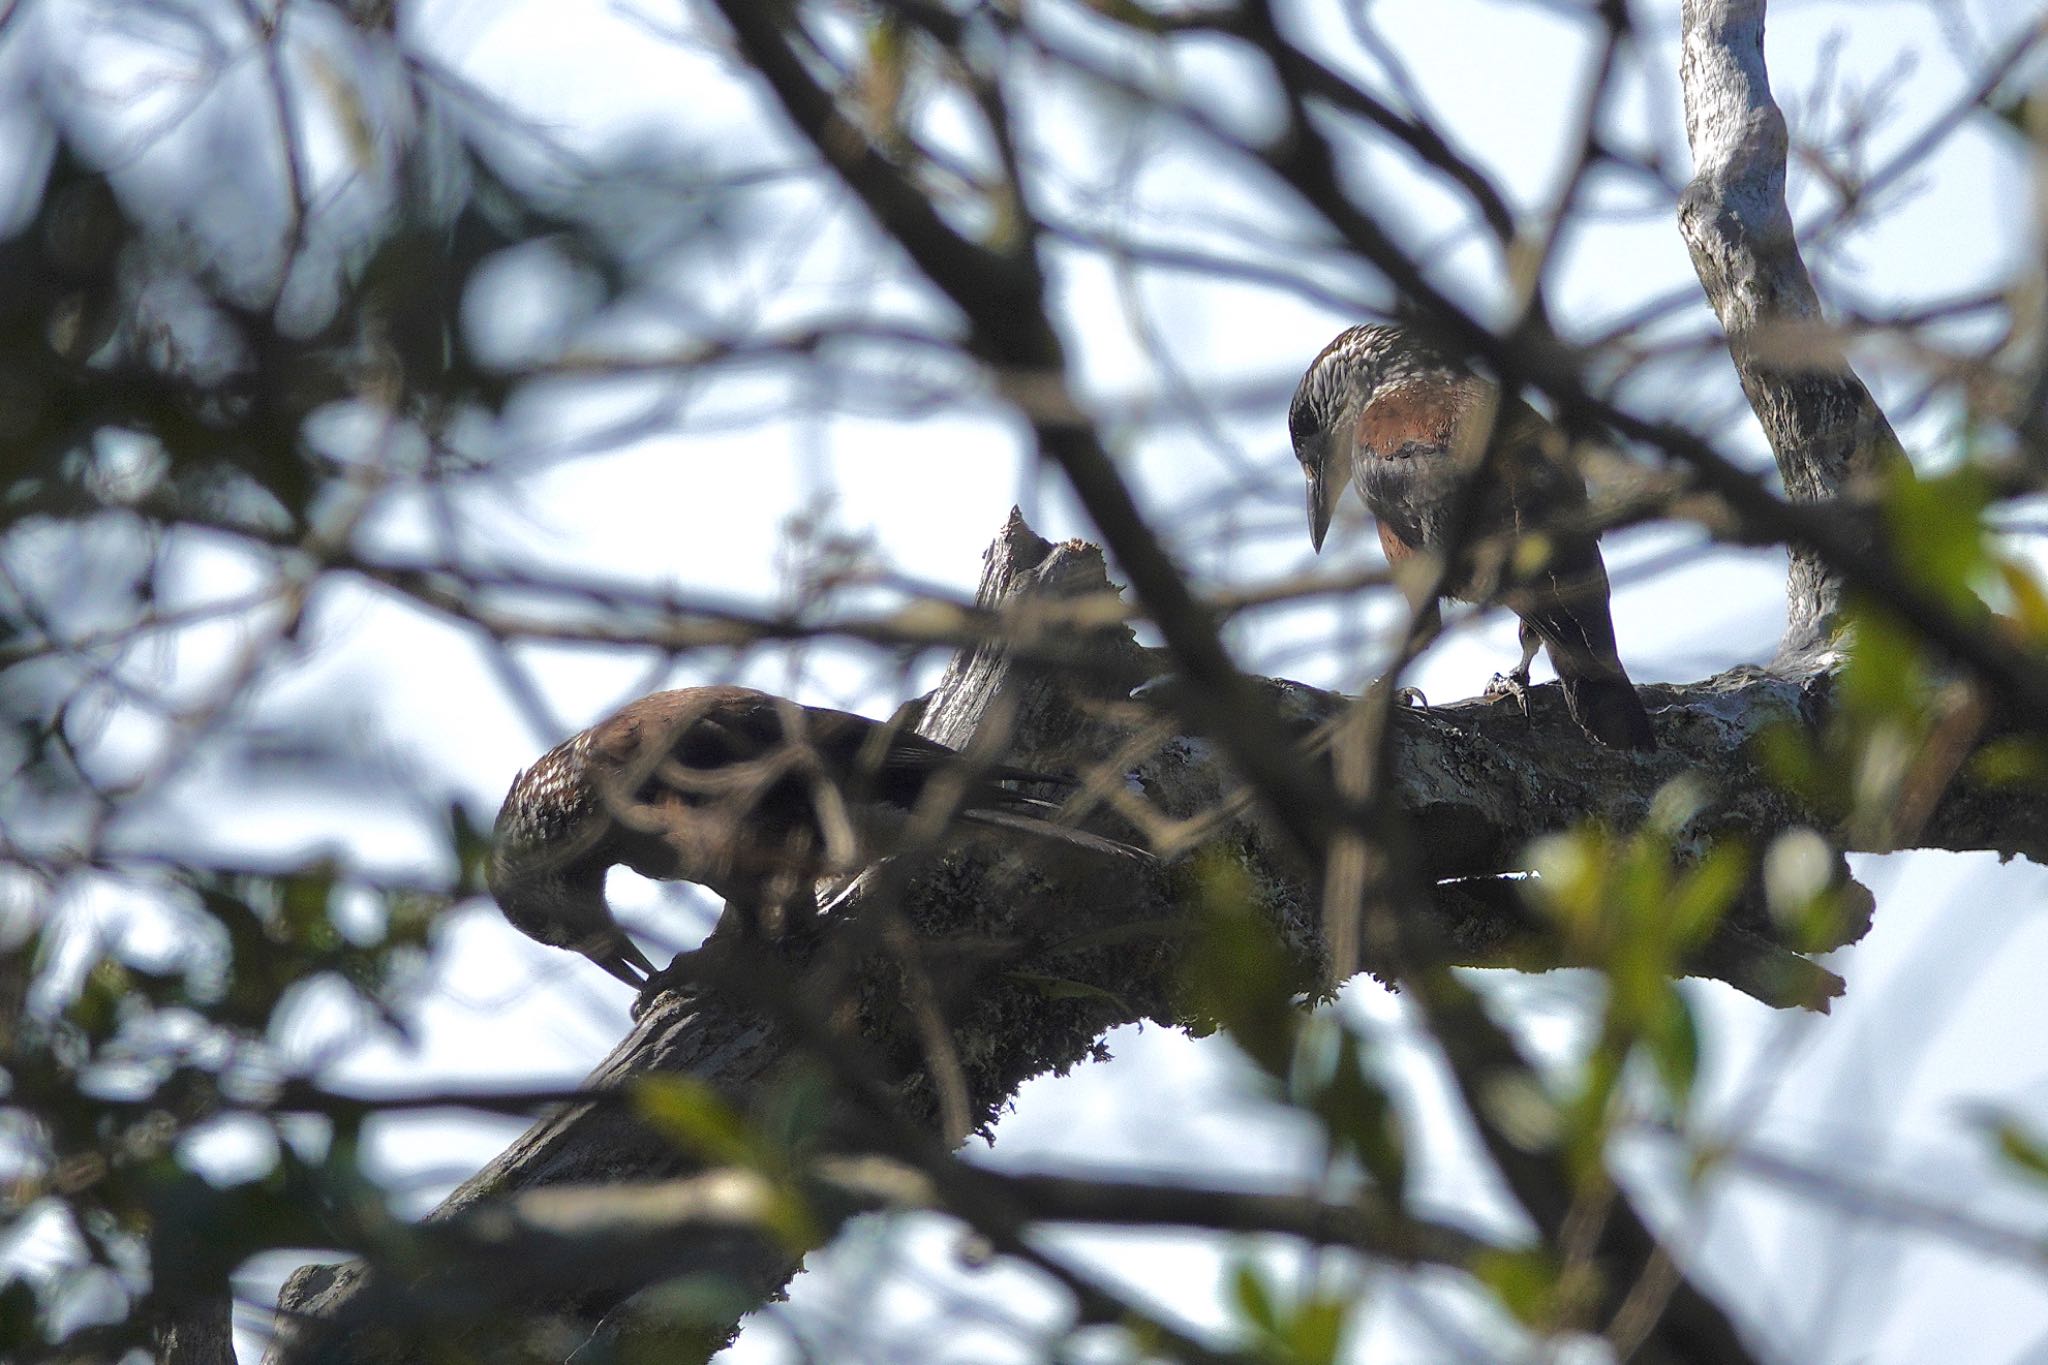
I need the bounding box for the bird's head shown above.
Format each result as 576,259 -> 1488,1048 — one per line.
486,739 -> 609,951
1289,324 -> 1456,551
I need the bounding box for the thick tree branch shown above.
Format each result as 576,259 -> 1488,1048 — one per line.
1678,0 -> 1904,657
268,512 -> 2042,1360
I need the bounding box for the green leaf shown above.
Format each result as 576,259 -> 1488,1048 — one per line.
1230,1261 -> 1280,1335
860,13 -> 911,147
1839,601 -> 1924,717
1307,1029 -> 1405,1197
1882,464 -> 1995,618
1987,86 -> 2039,139
1995,561 -> 2048,641
631,1079 -> 821,1252
1990,1117 -> 2048,1186
1083,0 -> 1169,32
1643,987 -> 1700,1113
278,867 -> 340,952
1971,737 -> 2048,787
754,1062 -> 834,1162
1560,1047 -> 1622,1187
1668,842 -> 1747,948
447,800 -> 494,897
1285,1295 -> 1348,1365
1180,850 -> 1300,1077
1471,1247 -> 1562,1327
66,958 -> 130,1044
633,1076 -> 764,1171
1755,720 -> 1844,820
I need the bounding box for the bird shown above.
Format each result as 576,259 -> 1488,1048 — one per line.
487,684 -> 1150,999
1288,323 -> 1656,751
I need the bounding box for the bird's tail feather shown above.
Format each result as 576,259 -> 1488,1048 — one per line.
959,808 -> 1153,863
1558,673 -> 1657,751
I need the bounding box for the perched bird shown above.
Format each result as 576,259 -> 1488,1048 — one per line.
487,685 -> 1148,996
1288,324 -> 1656,750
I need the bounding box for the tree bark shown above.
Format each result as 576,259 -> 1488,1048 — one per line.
155,1298 -> 236,1365
1678,0 -> 1904,658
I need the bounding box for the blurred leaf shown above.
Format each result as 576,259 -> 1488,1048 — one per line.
1882,464 -> 1994,618
633,1076 -> 764,1172
1643,987 -> 1700,1111
1285,1297 -> 1347,1365
1229,1257 -> 1354,1365
753,1062 -> 833,1163
861,13 -> 912,149
1755,720 -> 1845,821
1560,1047 -> 1621,1187
66,958 -> 131,1044
1083,0 -> 1170,31
1995,561 -> 2048,641
1762,828 -> 1834,931
1971,736 -> 2048,786
1839,601 -> 1928,720
632,1078 -> 819,1254
1669,841 -> 1746,948
1231,1261 -> 1279,1335
1471,1247 -> 1564,1327
1987,85 -> 2047,142
448,800 -> 494,898
1990,1117 -> 2048,1187
279,866 -> 342,953
382,890 -> 440,951
1300,1026 -> 1405,1197
1180,850 -> 1301,1077
1524,829 -> 1601,930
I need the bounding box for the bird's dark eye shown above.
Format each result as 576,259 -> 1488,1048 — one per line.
1287,397 -> 1320,452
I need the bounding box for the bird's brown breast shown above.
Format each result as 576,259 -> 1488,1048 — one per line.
1353,373 -> 1476,458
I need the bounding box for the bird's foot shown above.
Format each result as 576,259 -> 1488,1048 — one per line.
630,939 -> 734,1021
1394,686 -> 1429,709
1482,670 -> 1532,719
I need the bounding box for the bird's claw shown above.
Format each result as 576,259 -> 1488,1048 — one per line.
629,973 -> 675,1023
630,943 -> 721,1021
1483,671 -> 1532,718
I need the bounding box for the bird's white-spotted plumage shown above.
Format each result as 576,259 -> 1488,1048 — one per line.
485,686 -> 1153,994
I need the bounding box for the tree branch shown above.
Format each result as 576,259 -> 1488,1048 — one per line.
1678,0 -> 1904,658
268,510 -> 2043,1360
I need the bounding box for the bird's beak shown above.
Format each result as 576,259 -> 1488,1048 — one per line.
1305,458 -> 1334,554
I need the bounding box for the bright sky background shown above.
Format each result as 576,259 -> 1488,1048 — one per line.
7,0 -> 2048,1360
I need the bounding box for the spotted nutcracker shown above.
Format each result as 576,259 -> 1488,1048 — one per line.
1288,323 -> 1656,750
487,684 -> 1149,998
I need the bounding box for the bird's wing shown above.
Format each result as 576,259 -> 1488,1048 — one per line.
600,689 -> 1079,850
1495,395 -> 1592,522
1502,536 -> 1657,749
737,699 -> 1072,810
1504,533 -> 1624,674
